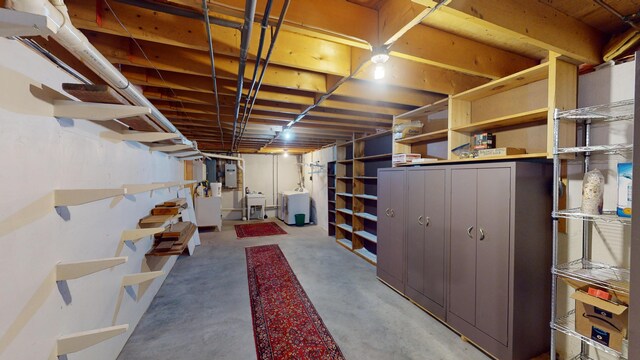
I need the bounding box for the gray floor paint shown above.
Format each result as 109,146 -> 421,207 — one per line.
117,220 -> 489,360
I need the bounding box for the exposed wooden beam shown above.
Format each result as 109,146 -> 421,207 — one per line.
87,32 -> 326,93
332,78 -> 444,107
66,1 -> 353,76
352,49 -> 489,94
379,0 -> 433,46
389,24 -> 538,79
412,0 -> 606,64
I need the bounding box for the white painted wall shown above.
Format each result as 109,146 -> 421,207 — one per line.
0,38 -> 184,360
302,146 -> 336,231
219,154 -> 301,220
557,60 -> 634,359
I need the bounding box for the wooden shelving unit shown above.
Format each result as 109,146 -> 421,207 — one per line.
333,131 -> 392,265
327,161 -> 336,238
392,54 -> 577,165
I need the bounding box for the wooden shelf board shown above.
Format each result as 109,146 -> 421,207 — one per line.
396,98 -> 449,120
355,194 -> 378,200
354,248 -> 377,265
57,325 -> 129,356
354,130 -> 393,142
56,257 -> 128,281
54,189 -> 125,207
102,131 -> 180,143
122,271 -> 164,286
337,224 -> 353,233
149,144 -> 192,152
354,230 -> 377,243
395,129 -> 448,144
354,153 -> 392,161
453,62 -> 549,101
451,107 -> 548,133
121,227 -> 165,242
337,208 -> 353,215
328,200 -> 336,203
337,159 -> 354,163
337,177 -> 353,180
53,100 -> 150,121
337,141 -> 354,147
354,176 -> 377,180
328,187 -> 336,190
329,210 -> 336,213
395,152 -> 548,166
336,238 -> 353,250
355,212 -> 377,222
336,192 -> 353,197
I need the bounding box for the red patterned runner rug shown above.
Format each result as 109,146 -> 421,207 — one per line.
246,244 -> 345,360
235,222 -> 288,239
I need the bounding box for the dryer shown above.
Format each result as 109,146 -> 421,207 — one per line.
278,190 -> 310,225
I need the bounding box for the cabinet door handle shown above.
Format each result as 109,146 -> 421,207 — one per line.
390,209 -> 395,218
385,208 -> 391,217
425,217 -> 430,227
467,226 -> 474,238
479,228 -> 486,241
418,215 -> 424,225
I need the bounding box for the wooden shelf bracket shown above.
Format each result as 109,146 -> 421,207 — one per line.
54,189 -> 126,207
57,324 -> 129,356
56,257 -> 128,281
122,271 -> 164,287
120,227 -> 164,242
0,9 -> 56,37
53,100 -> 150,121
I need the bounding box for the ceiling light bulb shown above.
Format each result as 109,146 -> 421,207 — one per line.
374,63 -> 385,80
283,129 -> 292,140
283,150 -> 289,157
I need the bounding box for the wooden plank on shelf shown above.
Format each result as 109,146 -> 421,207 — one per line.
395,129 -> 448,144
151,207 -> 182,215
62,83 -> 158,131
53,100 -> 150,121
355,230 -> 377,243
54,189 -> 125,206
147,222 -> 197,256
121,271 -> 164,286
149,144 -> 192,152
57,325 -> 129,356
139,214 -> 174,225
123,183 -> 166,195
121,227 -> 165,242
354,248 -> 377,265
56,257 -> 127,281
354,153 -> 392,161
395,152 -> 548,166
355,212 -> 378,222
101,131 -> 180,143
160,198 -> 187,208
453,63 -> 549,101
396,98 -> 449,119
451,107 -> 548,133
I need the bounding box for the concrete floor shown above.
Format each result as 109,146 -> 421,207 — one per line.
117,219 -> 489,360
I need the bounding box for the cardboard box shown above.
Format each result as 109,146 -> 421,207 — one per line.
392,153 -> 421,164
477,147 -> 526,158
572,288 -> 628,352
617,162 -> 632,217
472,132 -> 496,150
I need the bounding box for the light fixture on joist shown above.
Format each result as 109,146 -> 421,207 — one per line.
371,46 -> 390,80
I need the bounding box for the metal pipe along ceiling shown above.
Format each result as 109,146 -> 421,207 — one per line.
8,0 -> 194,147
235,0 -> 290,151
231,0 -> 257,151
202,0 -> 224,146
114,0 -> 242,29
232,0 -> 274,151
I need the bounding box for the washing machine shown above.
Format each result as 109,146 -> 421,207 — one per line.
278,190 -> 310,225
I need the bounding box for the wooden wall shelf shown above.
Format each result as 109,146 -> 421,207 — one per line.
53,100 -> 150,121
57,324 -> 129,356
54,189 -> 125,207
122,271 -> 164,287
56,257 -> 128,281
392,53 -> 577,164
149,144 -> 192,152
102,131 -> 180,143
121,228 -> 165,242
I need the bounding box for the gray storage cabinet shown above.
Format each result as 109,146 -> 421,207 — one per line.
377,168 -> 406,292
405,167 -> 448,320
378,161 -> 552,360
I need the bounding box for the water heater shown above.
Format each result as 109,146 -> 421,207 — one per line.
225,163 -> 237,188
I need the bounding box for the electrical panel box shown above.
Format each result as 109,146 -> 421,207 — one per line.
225,163 -> 237,188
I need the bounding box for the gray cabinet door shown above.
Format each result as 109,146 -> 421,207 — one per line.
406,170 -> 426,294
475,168 -> 511,346
449,168 -> 478,325
377,170 -> 404,290
424,169 -> 446,307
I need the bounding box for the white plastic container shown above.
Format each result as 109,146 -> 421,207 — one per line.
617,162 -> 632,217
211,182 -> 222,197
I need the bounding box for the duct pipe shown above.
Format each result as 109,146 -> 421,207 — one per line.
230,0 -> 257,150
236,0 -> 289,150
7,0 -> 193,147
233,0 -> 273,150
114,0 -> 242,29
202,152 -> 247,218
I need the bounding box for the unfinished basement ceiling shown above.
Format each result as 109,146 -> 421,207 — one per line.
24,0 -> 640,154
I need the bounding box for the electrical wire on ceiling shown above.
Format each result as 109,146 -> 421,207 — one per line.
593,0 -> 640,31
202,0 -> 225,146
103,0 -> 204,140
234,0 -> 291,152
